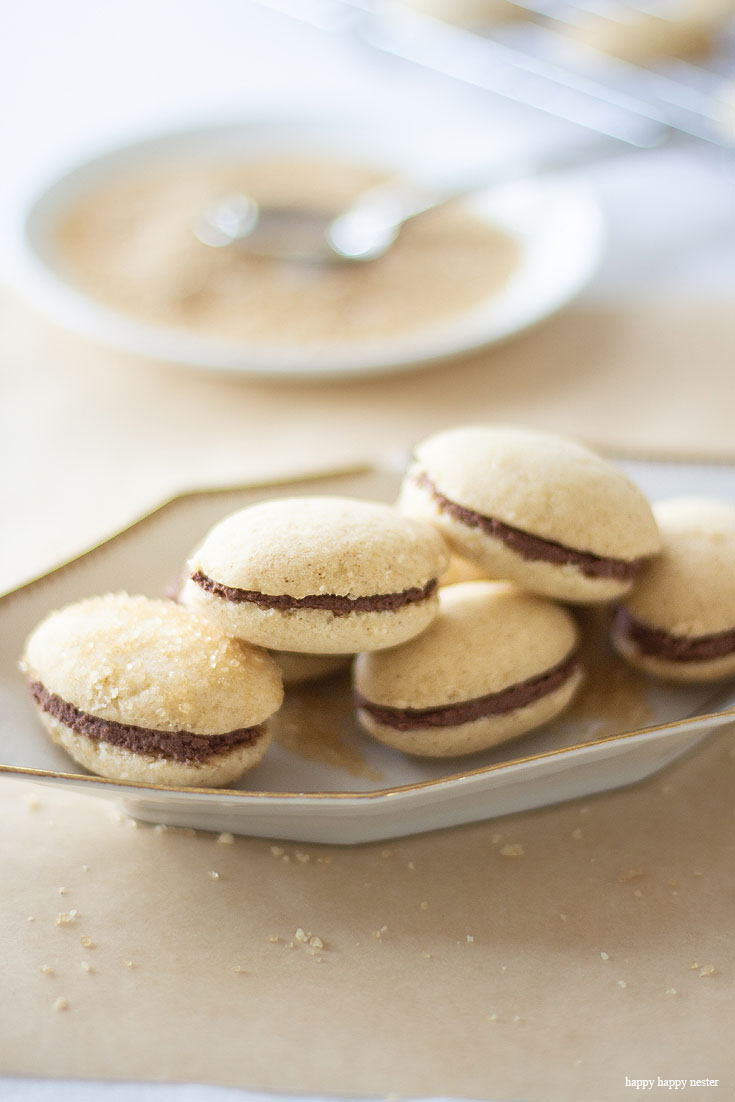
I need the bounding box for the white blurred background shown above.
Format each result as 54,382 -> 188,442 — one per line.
1,0 -> 734,301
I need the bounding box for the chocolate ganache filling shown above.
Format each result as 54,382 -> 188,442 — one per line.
355,652 -> 580,731
30,681 -> 263,763
415,472 -> 642,581
191,570 -> 437,615
614,609 -> 735,662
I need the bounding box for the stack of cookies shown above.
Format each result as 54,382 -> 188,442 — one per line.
21,426 -> 735,787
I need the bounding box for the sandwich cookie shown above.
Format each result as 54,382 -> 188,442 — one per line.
399,426 -> 661,603
180,496 -> 448,654
611,498 -> 735,682
354,580 -> 583,757
165,577 -> 350,685
21,593 -> 283,787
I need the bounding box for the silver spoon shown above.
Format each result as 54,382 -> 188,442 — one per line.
193,181 -> 453,263
192,131 -> 667,264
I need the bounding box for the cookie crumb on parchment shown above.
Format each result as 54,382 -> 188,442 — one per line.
55,910 -> 79,926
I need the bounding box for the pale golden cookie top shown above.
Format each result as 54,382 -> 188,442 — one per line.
190,496 -> 449,599
409,425 -> 661,560
621,498 -> 735,637
22,593 -> 283,735
354,580 -> 579,710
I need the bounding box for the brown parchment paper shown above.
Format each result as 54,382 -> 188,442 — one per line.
1,289 -> 735,1100
2,291 -> 735,591
2,729 -> 734,1101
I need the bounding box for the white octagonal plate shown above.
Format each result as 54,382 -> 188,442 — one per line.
1,459 -> 734,843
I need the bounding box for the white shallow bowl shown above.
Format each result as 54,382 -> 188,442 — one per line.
15,117 -> 605,382
1,458 -> 734,843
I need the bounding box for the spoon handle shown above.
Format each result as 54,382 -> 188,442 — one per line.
346,126 -> 669,230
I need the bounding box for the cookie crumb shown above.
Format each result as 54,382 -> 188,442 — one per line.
381,849 -> 393,859
153,823 -> 168,834
500,843 -> 524,858
309,936 -> 324,949
25,794 -> 41,811
281,855 -> 291,864
267,934 -> 281,944
665,987 -> 678,996
466,934 -> 475,943
420,901 -> 429,911
217,832 -> 235,845
316,855 -> 332,865
295,928 -> 309,943
617,980 -> 627,988
27,916 -> 35,923
207,869 -> 220,880
618,868 -> 645,882
123,960 -> 135,969
693,870 -> 704,878
58,887 -> 69,896
80,936 -> 95,949
699,966 -> 717,978
81,865 -> 90,872
295,852 -> 310,863
270,846 -> 284,857
407,861 -> 415,870
53,997 -> 69,1012
39,966 -> 54,976
688,961 -> 701,970
559,913 -> 568,921
491,833 -> 503,845
81,961 -> 94,974
633,889 -> 644,898
422,952 -> 432,959
233,965 -> 247,974
55,910 -> 79,926
487,1012 -> 499,1022
600,951 -> 609,961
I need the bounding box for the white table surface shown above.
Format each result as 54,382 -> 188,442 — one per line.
0,3 -> 733,1100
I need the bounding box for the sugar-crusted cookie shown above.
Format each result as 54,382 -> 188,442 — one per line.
180,496 -> 449,654
611,498 -> 735,682
353,580 -> 583,757
399,425 -> 661,603
21,593 -> 283,787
